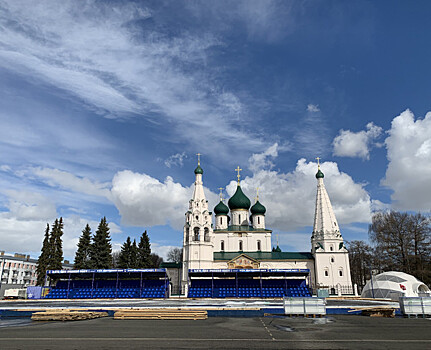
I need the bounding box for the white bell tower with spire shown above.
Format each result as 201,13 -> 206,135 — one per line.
311,158 -> 352,290
181,154 -> 214,289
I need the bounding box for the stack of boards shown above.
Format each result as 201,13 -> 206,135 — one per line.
31,310 -> 108,321
114,309 -> 208,320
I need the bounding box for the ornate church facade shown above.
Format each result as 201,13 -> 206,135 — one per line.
179,159 -> 352,294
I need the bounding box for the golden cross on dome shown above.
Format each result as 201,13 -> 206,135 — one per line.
196,153 -> 201,165
235,166 -> 242,185
218,187 -> 224,201
316,157 -> 321,168
256,187 -> 259,202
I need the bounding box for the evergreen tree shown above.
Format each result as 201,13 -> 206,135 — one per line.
74,224 -> 92,269
118,237 -> 132,268
89,217 -> 112,268
130,239 -> 138,268
36,223 -> 51,286
48,218 -> 64,270
137,230 -> 152,268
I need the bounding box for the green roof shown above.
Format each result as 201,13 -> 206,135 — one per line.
213,251 -> 314,261
251,200 -> 266,215
213,225 -> 272,233
228,185 -> 251,210
194,165 -> 203,174
160,262 -> 182,268
316,168 -> 324,179
214,200 -> 229,215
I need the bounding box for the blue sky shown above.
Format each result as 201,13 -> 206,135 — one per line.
0,0 -> 430,260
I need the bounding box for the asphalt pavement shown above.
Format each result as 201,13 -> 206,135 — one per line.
0,315 -> 430,349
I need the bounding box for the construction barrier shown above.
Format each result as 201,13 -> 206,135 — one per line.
283,297 -> 326,316
400,297 -> 431,317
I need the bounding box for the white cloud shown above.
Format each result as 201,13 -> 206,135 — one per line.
0,0 -> 271,161
227,157 -> 372,231
248,143 -> 278,172
111,170 -> 219,230
307,104 -> 320,112
333,122 -> 383,160
1,190 -> 56,221
32,167 -> 112,200
382,109 -> 431,211
164,152 -> 187,168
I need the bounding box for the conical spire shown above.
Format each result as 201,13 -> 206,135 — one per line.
313,162 -> 339,236
192,153 -> 206,201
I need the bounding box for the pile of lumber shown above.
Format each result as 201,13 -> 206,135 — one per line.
114,309 -> 208,320
31,310 -> 108,321
349,306 -> 396,318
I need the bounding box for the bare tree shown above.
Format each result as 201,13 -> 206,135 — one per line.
347,240 -> 374,288
167,247 -> 183,263
369,211 -> 431,285
150,253 -> 163,268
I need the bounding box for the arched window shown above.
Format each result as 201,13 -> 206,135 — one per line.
330,257 -> 335,263
221,241 -> 225,251
195,215 -> 199,220
257,217 -> 260,225
193,227 -> 199,241
339,269 -> 343,277
239,240 -> 243,251
185,228 -> 189,242
220,217 -> 223,225
239,214 -> 241,224
324,270 -> 329,277
330,245 -> 334,251
257,240 -> 261,251
204,228 -> 209,242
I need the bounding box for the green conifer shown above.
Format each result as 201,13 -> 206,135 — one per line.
130,239 -> 138,268
89,217 -> 112,268
36,223 -> 50,286
74,224 -> 92,269
137,230 -> 152,268
118,236 -> 132,268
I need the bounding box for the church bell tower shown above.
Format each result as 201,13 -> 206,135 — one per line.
311,158 -> 352,290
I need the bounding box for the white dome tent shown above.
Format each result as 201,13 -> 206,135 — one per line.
361,271 -> 430,301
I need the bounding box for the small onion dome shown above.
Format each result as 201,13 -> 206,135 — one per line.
214,200 -> 229,215
194,165 -> 203,174
251,200 -> 266,215
228,185 -> 251,210
316,168 -> 324,179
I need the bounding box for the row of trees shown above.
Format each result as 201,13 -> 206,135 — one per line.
36,217 -> 166,286
348,211 -> 431,287
36,218 -> 64,286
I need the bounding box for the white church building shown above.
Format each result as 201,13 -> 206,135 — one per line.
172,158 -> 352,296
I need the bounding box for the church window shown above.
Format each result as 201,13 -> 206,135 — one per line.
324,270 -> 329,277
239,241 -> 243,251
220,217 -> 223,225
339,269 -> 343,277
258,217 -> 260,225
330,257 -> 334,263
204,228 -> 210,242
196,215 -> 199,220
257,240 -> 261,251
221,241 -> 225,251
334,222 -> 337,226
193,227 -> 199,241
330,245 -> 333,251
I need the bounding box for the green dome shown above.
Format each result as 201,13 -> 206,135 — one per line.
228,185 -> 251,210
316,168 -> 324,179
214,200 -> 229,215
194,165 -> 203,174
251,200 -> 266,215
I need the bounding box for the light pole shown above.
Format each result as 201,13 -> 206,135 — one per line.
369,265 -> 375,298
